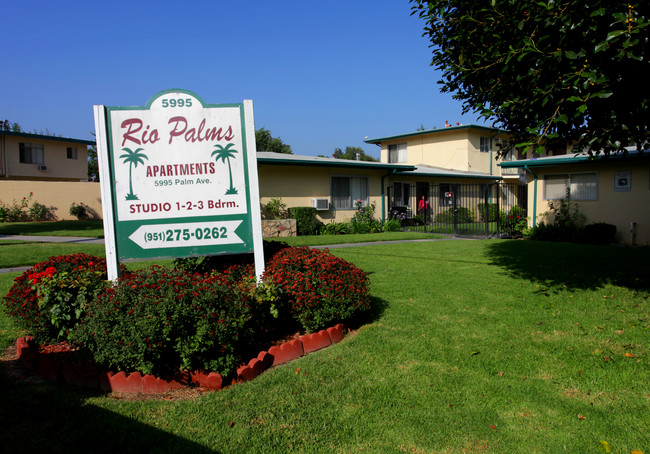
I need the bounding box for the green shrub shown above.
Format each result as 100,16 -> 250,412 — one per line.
261,197 -> 287,220
524,221 -> 582,242
435,207 -> 475,224
321,221 -> 353,235
74,266 -> 263,376
500,206 -> 528,236
1,193 -> 32,222
0,203 -> 8,222
580,223 -> 617,245
264,247 -> 371,333
381,218 -> 402,232
389,208 -> 407,223
69,202 -> 89,220
350,200 -> 380,233
2,254 -> 113,344
526,189 -> 585,242
29,202 -> 50,221
288,207 -> 323,236
478,203 -> 498,222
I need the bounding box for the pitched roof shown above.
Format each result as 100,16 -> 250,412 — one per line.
396,164 -> 502,180
256,151 -> 416,171
0,130 -> 96,146
364,124 -> 506,145
499,148 -> 647,168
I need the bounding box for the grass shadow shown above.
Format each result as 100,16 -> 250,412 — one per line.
345,296 -> 389,331
485,240 -> 650,292
0,361 -> 216,453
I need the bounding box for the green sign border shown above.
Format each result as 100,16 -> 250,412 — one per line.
101,89 -> 255,261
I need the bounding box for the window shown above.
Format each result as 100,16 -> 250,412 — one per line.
480,137 -> 490,153
67,147 -> 78,159
19,143 -> 44,164
392,182 -> 411,207
331,176 -> 368,209
544,173 -> 598,200
388,143 -> 407,163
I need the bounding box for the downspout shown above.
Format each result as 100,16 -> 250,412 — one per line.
381,170 -> 398,223
524,165 -> 538,226
489,137 -> 493,175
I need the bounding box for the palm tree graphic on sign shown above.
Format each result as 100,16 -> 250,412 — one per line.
119,147 -> 148,200
211,143 -> 238,195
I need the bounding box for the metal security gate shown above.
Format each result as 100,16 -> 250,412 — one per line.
386,182 -> 527,238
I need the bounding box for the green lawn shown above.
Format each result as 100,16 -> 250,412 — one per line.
268,231 -> 444,247
402,221 -> 500,235
0,231 -> 444,268
1,240 -> 648,453
0,241 -> 107,268
0,220 -> 105,237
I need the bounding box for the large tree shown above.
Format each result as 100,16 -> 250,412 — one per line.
332,146 -> 378,162
411,0 -> 649,155
255,127 -> 292,154
87,144 -> 99,181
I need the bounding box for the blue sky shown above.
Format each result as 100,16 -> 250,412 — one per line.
1,0 -> 484,158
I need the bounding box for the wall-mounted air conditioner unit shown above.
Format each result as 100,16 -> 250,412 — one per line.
38,165 -> 47,171
311,198 -> 329,211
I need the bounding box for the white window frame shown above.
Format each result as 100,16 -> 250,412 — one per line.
67,147 -> 78,160
388,143 -> 407,163
19,143 -> 44,165
543,172 -> 598,201
331,175 -> 369,210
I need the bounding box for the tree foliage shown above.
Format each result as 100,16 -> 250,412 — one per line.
411,0 -> 649,154
255,127 -> 292,154
1,119 -> 22,132
332,146 -> 378,162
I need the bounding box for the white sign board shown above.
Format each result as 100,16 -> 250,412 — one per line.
93,89 -> 264,280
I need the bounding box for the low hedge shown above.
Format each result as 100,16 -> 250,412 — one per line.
435,207 -> 475,224
288,207 -> 323,236
524,222 -> 616,245
580,222 -> 617,245
74,266 -> 261,376
478,203 -> 498,222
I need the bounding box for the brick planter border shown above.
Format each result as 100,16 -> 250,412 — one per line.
15,323 -> 348,395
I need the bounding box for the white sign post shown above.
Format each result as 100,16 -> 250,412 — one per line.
94,90 -> 264,281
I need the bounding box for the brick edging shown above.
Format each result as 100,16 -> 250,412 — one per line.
15,323 -> 348,394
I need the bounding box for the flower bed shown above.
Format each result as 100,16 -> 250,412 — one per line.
4,246 -> 370,393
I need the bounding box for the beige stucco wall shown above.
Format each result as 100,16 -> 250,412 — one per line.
1,135 -> 89,181
526,161 -> 650,246
0,180 -> 102,220
258,164 -> 385,223
378,128 -> 512,177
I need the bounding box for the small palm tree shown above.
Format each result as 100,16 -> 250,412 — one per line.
120,147 -> 148,200
211,143 -> 238,195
